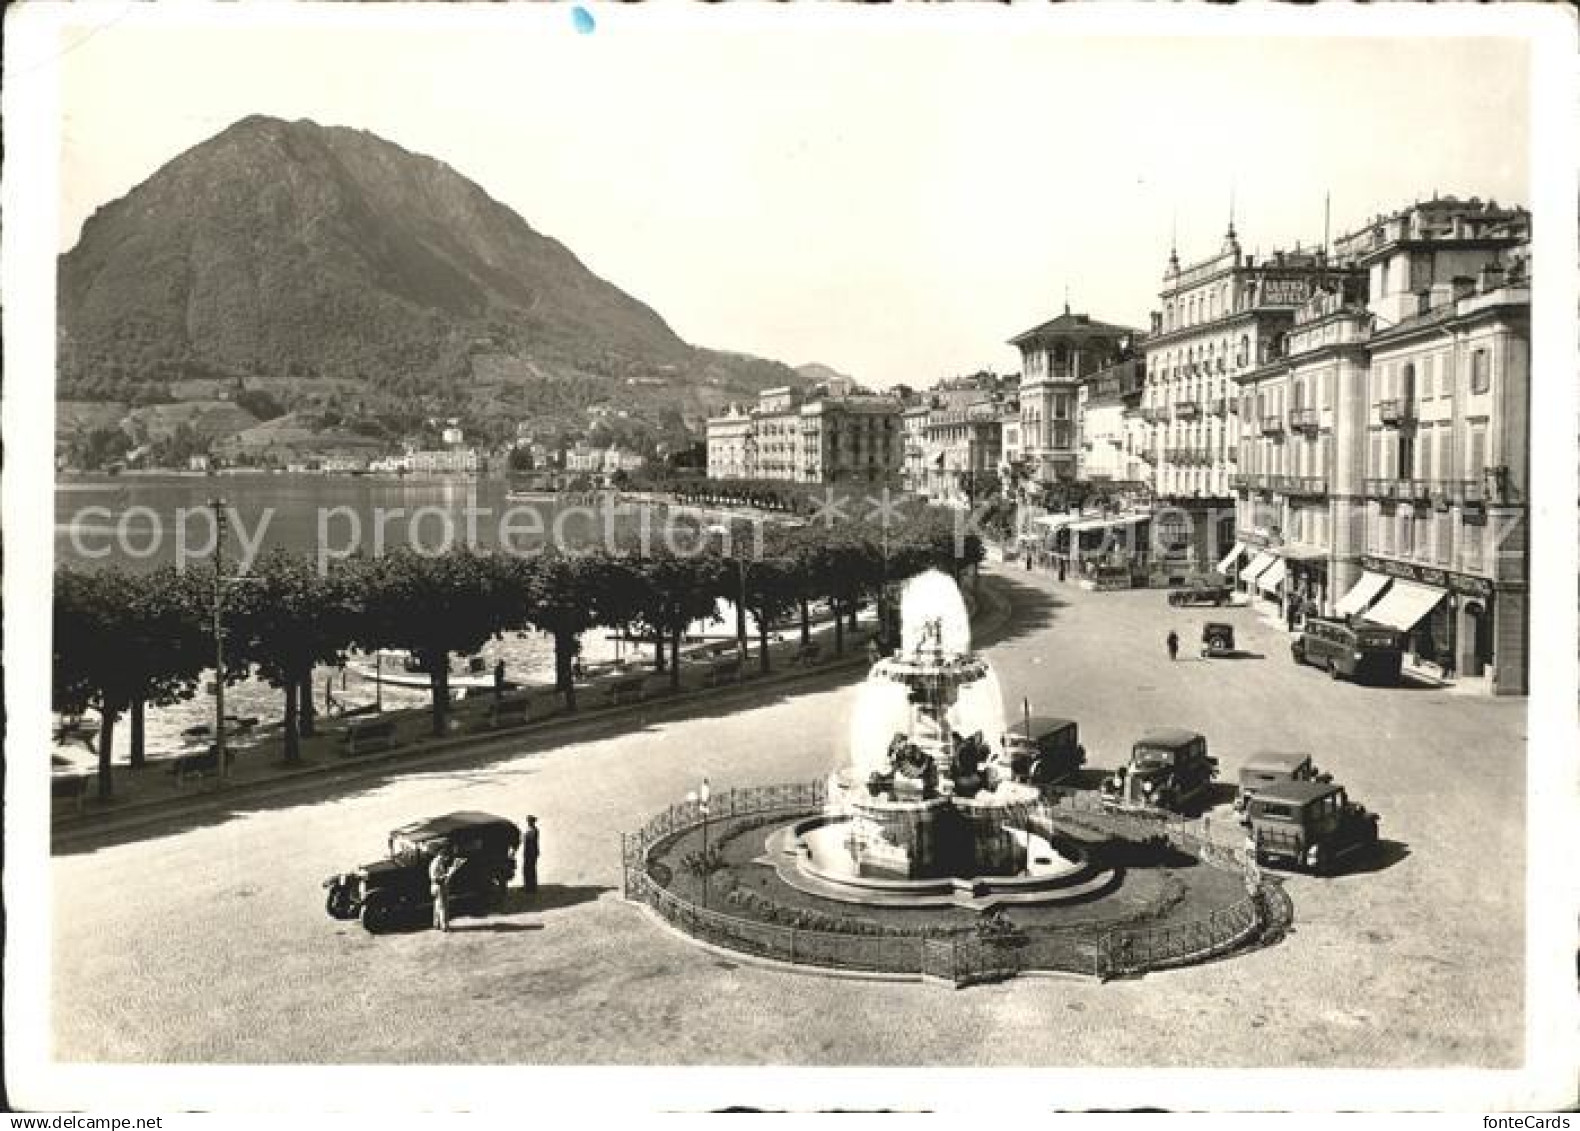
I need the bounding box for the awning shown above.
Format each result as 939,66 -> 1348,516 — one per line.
1067,516 -> 1114,533
1361,578 -> 1447,631
1108,513 -> 1149,527
1256,558 -> 1288,593
1334,571 -> 1392,617
1241,551 -> 1278,584
1216,542 -> 1248,574
1277,544 -> 1328,562
1031,514 -> 1078,531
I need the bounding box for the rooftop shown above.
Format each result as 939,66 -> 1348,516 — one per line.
1009,307 -> 1135,347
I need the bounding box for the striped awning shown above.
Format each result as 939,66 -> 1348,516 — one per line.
1241,551 -> 1278,584
1334,571 -> 1392,618
1362,578 -> 1447,631
1256,558 -> 1288,593
1216,542 -> 1248,574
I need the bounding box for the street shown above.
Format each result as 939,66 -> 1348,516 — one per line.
52,565 -> 1525,1067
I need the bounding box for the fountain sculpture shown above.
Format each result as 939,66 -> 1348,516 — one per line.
765,570 -> 1110,908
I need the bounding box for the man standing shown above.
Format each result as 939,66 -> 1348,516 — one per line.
520,815 -> 540,893
429,844 -> 462,933
1166,630 -> 1180,661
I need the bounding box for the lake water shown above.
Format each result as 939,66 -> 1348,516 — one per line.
51,473 -> 768,766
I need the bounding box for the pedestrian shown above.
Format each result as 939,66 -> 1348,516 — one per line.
429,844 -> 462,932
324,675 -> 337,715
1057,558 -> 1067,582
866,638 -> 881,665
520,815 -> 540,893
493,658 -> 506,702
1166,630 -> 1179,661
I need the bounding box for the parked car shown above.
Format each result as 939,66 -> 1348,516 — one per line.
1168,581 -> 1233,607
1233,751 -> 1331,813
1199,621 -> 1236,657
1003,716 -> 1086,786
323,811 -> 520,932
1291,617 -> 1404,683
1242,779 -> 1380,874
1100,727 -> 1218,813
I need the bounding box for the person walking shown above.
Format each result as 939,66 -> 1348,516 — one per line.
493,659 -> 506,702
429,844 -> 462,933
1166,629 -> 1180,661
520,815 -> 540,893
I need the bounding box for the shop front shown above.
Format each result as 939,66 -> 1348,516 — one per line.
1278,545 -> 1330,620
1354,555 -> 1503,687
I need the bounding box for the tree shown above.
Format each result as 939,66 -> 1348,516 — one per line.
626,550 -> 722,693
349,550 -> 512,736
54,567 -> 209,799
740,555 -> 800,675
227,551 -> 359,764
501,551 -> 632,713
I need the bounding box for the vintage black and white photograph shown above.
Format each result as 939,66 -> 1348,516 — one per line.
4,1 -> 1576,1116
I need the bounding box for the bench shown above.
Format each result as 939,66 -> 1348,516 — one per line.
471,694 -> 531,732
52,773 -> 91,813
604,677 -> 646,707
792,642 -> 823,666
702,660 -> 742,688
341,717 -> 399,758
169,746 -> 236,785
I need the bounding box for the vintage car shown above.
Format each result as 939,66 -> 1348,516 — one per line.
1003,716 -> 1087,787
1291,617 -> 1404,684
1199,622 -> 1236,657
1233,751 -> 1331,812
1242,779 -> 1380,874
323,811 -> 520,932
1099,727 -> 1218,813
1168,581 -> 1233,607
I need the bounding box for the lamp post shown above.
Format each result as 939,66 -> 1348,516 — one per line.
688,776 -> 712,907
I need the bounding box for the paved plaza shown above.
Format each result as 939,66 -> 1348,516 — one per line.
52,565 -> 1526,1067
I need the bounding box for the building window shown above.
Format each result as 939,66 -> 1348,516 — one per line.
1420,355 -> 1434,400
1470,348 -> 1491,394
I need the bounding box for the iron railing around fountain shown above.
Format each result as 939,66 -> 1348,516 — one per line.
622,780 -> 1283,984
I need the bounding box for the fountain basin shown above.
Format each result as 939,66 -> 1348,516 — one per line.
762,814 -> 1117,911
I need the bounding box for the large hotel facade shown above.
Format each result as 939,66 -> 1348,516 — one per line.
702,194 -> 1531,693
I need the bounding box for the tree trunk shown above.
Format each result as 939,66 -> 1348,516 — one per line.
554,629 -> 577,712
653,629 -> 667,673
129,698 -> 146,769
298,670 -> 316,737
282,679 -> 301,765
670,622 -> 683,692
798,597 -> 811,647
847,600 -> 859,633
428,652 -> 450,736
833,599 -> 845,656
96,706 -> 118,802
757,606 -> 771,674
737,589 -> 750,658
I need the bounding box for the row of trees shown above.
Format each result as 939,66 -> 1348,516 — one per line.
54,510 -> 982,802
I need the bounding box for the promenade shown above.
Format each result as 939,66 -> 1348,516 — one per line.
51,565 -> 1525,1069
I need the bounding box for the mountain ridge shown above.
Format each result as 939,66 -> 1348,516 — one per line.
57,115 -> 806,443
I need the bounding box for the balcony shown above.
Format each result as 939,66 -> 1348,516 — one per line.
1229,473 -> 1249,490
1378,399 -> 1411,426
1427,478 -> 1487,508
1284,474 -> 1329,497
1364,477 -> 1398,500
1259,417 -> 1286,437
1173,401 -> 1201,421
1289,407 -> 1320,434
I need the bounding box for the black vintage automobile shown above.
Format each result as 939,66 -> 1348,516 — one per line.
1167,580 -> 1233,607
1243,779 -> 1380,874
1199,622 -> 1236,657
323,811 -> 520,932
1100,727 -> 1218,813
1003,716 -> 1087,787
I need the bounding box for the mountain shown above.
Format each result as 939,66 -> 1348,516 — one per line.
57,115 -> 805,442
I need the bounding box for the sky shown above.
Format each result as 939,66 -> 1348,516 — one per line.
42,6 -> 1531,388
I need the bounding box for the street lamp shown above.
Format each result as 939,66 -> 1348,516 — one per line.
687,776 -> 712,907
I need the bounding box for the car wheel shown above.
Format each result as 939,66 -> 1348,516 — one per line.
360,897 -> 394,934
324,884 -> 357,921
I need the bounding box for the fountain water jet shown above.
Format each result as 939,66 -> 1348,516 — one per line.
767,569 -> 1110,909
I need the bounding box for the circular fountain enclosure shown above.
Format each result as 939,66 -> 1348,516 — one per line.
774,569 -> 1110,909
